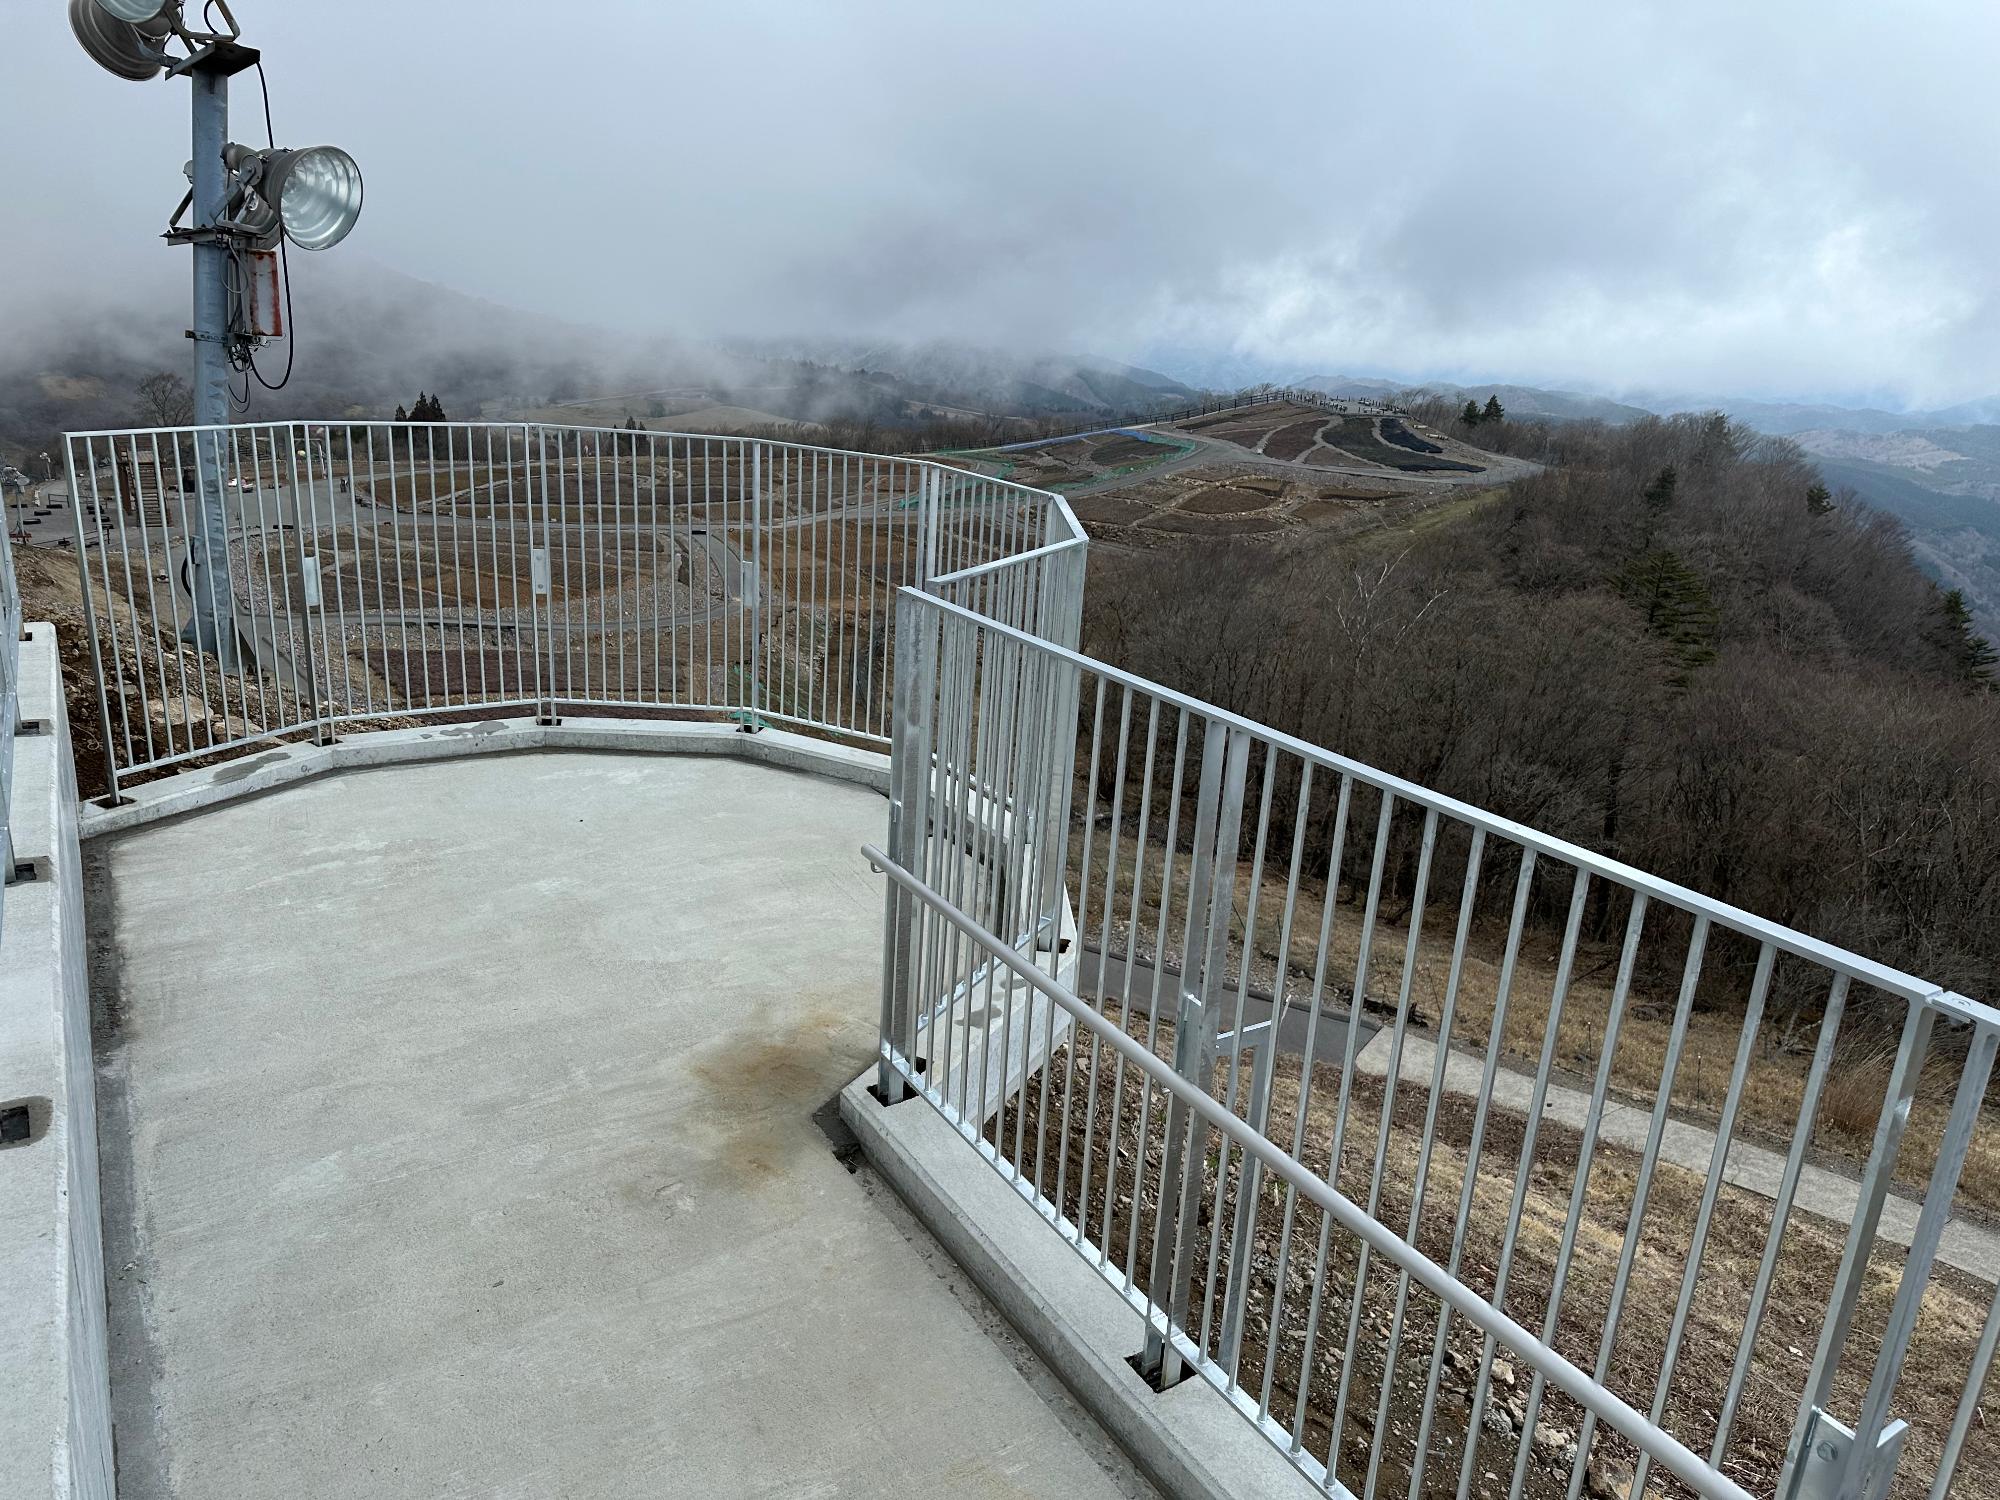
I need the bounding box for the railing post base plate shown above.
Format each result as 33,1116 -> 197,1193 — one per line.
866,1058 -> 927,1108
1129,1345 -> 1189,1394
1785,1408 -> 1909,1500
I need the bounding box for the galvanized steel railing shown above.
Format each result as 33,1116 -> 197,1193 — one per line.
874,586 -> 2000,1500
867,843 -> 1756,1500
63,421 -> 1066,795
59,418 -> 2000,1500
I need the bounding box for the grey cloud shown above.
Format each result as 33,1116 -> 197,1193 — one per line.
9,0 -> 1999,404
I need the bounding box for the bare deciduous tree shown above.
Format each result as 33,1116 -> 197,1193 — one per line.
136,371 -> 195,427
1084,409 -> 2000,1019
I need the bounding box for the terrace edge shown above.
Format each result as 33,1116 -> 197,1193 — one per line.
0,624 -> 114,1500
838,1068 -> 1319,1500
78,718 -> 891,839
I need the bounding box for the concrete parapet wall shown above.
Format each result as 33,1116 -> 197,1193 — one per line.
0,625 -> 113,1499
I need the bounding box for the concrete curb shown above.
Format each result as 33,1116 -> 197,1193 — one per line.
840,1071 -> 1318,1500
80,718 -> 889,839
0,625 -> 114,1499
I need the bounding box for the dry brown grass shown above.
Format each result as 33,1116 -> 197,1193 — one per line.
761,520 -> 922,615
1181,487 -> 1282,515
1068,812 -> 2000,1217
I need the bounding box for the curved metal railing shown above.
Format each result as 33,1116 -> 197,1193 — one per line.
62,420 -> 1080,795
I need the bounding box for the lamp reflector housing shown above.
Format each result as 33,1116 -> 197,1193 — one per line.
92,0 -> 166,21
265,147 -> 364,251
68,0 -> 166,80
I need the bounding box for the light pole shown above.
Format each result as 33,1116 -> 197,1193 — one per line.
67,0 -> 363,669
183,39 -> 256,666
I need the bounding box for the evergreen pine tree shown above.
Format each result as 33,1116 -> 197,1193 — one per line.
1482,394 -> 1505,424
393,404 -> 408,423
1805,482 -> 1834,515
1461,399 -> 1482,427
1931,589 -> 1997,690
1617,548 -> 1718,685
1643,465 -> 1679,512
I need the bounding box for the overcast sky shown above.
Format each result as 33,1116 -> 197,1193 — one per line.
13,0 -> 2000,404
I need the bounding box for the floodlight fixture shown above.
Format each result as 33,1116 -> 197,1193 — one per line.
260,146 -> 364,251
67,0 -> 168,80
67,0 -> 244,82
219,142 -> 365,252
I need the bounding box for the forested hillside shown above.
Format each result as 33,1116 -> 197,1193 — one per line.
1086,410 -> 1999,1001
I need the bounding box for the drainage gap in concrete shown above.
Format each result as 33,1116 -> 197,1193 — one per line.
0,1096 -> 50,1148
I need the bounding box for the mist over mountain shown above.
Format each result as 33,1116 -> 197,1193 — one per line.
1302,376 -> 1657,425
0,261 -> 1208,464
737,340 -> 1196,419
6,251 -> 1995,643
1632,393 -> 2000,437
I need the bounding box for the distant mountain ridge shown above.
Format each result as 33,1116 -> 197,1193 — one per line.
1632,393 -> 2000,436
1232,368 -> 2000,642
1789,426 -> 2000,641
737,339 -> 1199,417
0,265 -> 1202,462
1299,375 -> 1655,425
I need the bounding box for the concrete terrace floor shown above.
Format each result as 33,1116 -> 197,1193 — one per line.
87,753 -> 1147,1500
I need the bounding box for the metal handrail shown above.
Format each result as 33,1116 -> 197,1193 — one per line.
927,532 -> 1087,588
881,558 -> 1997,1500
63,419 -> 1078,793
863,842 -> 1755,1500
899,588 -> 1970,1019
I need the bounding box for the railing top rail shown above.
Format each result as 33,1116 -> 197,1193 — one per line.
899,586 -> 1974,1016
1043,489 -> 1085,545
862,843 -> 1757,1500
929,533 -> 1089,587
62,419 -> 1068,505
64,418 -> 1083,521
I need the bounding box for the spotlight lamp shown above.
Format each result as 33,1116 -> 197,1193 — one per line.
66,0 -> 169,81
221,143 -> 365,252
67,0 -> 242,81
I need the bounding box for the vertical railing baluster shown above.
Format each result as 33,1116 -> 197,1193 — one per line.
1712,973 -> 1850,1471
1147,721 -> 1249,1386
1199,742 -> 1281,1360
1628,946 -> 1780,1499
1293,787 -> 1397,1454
1259,773 -> 1353,1426
1565,916 -> 1712,1500
1845,1018 -> 1998,1500
879,587 -> 939,1103
1326,806 -> 1439,1492
1219,760 -> 1316,1379
1408,847 -> 1541,1500
1507,892 -> 1650,1500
